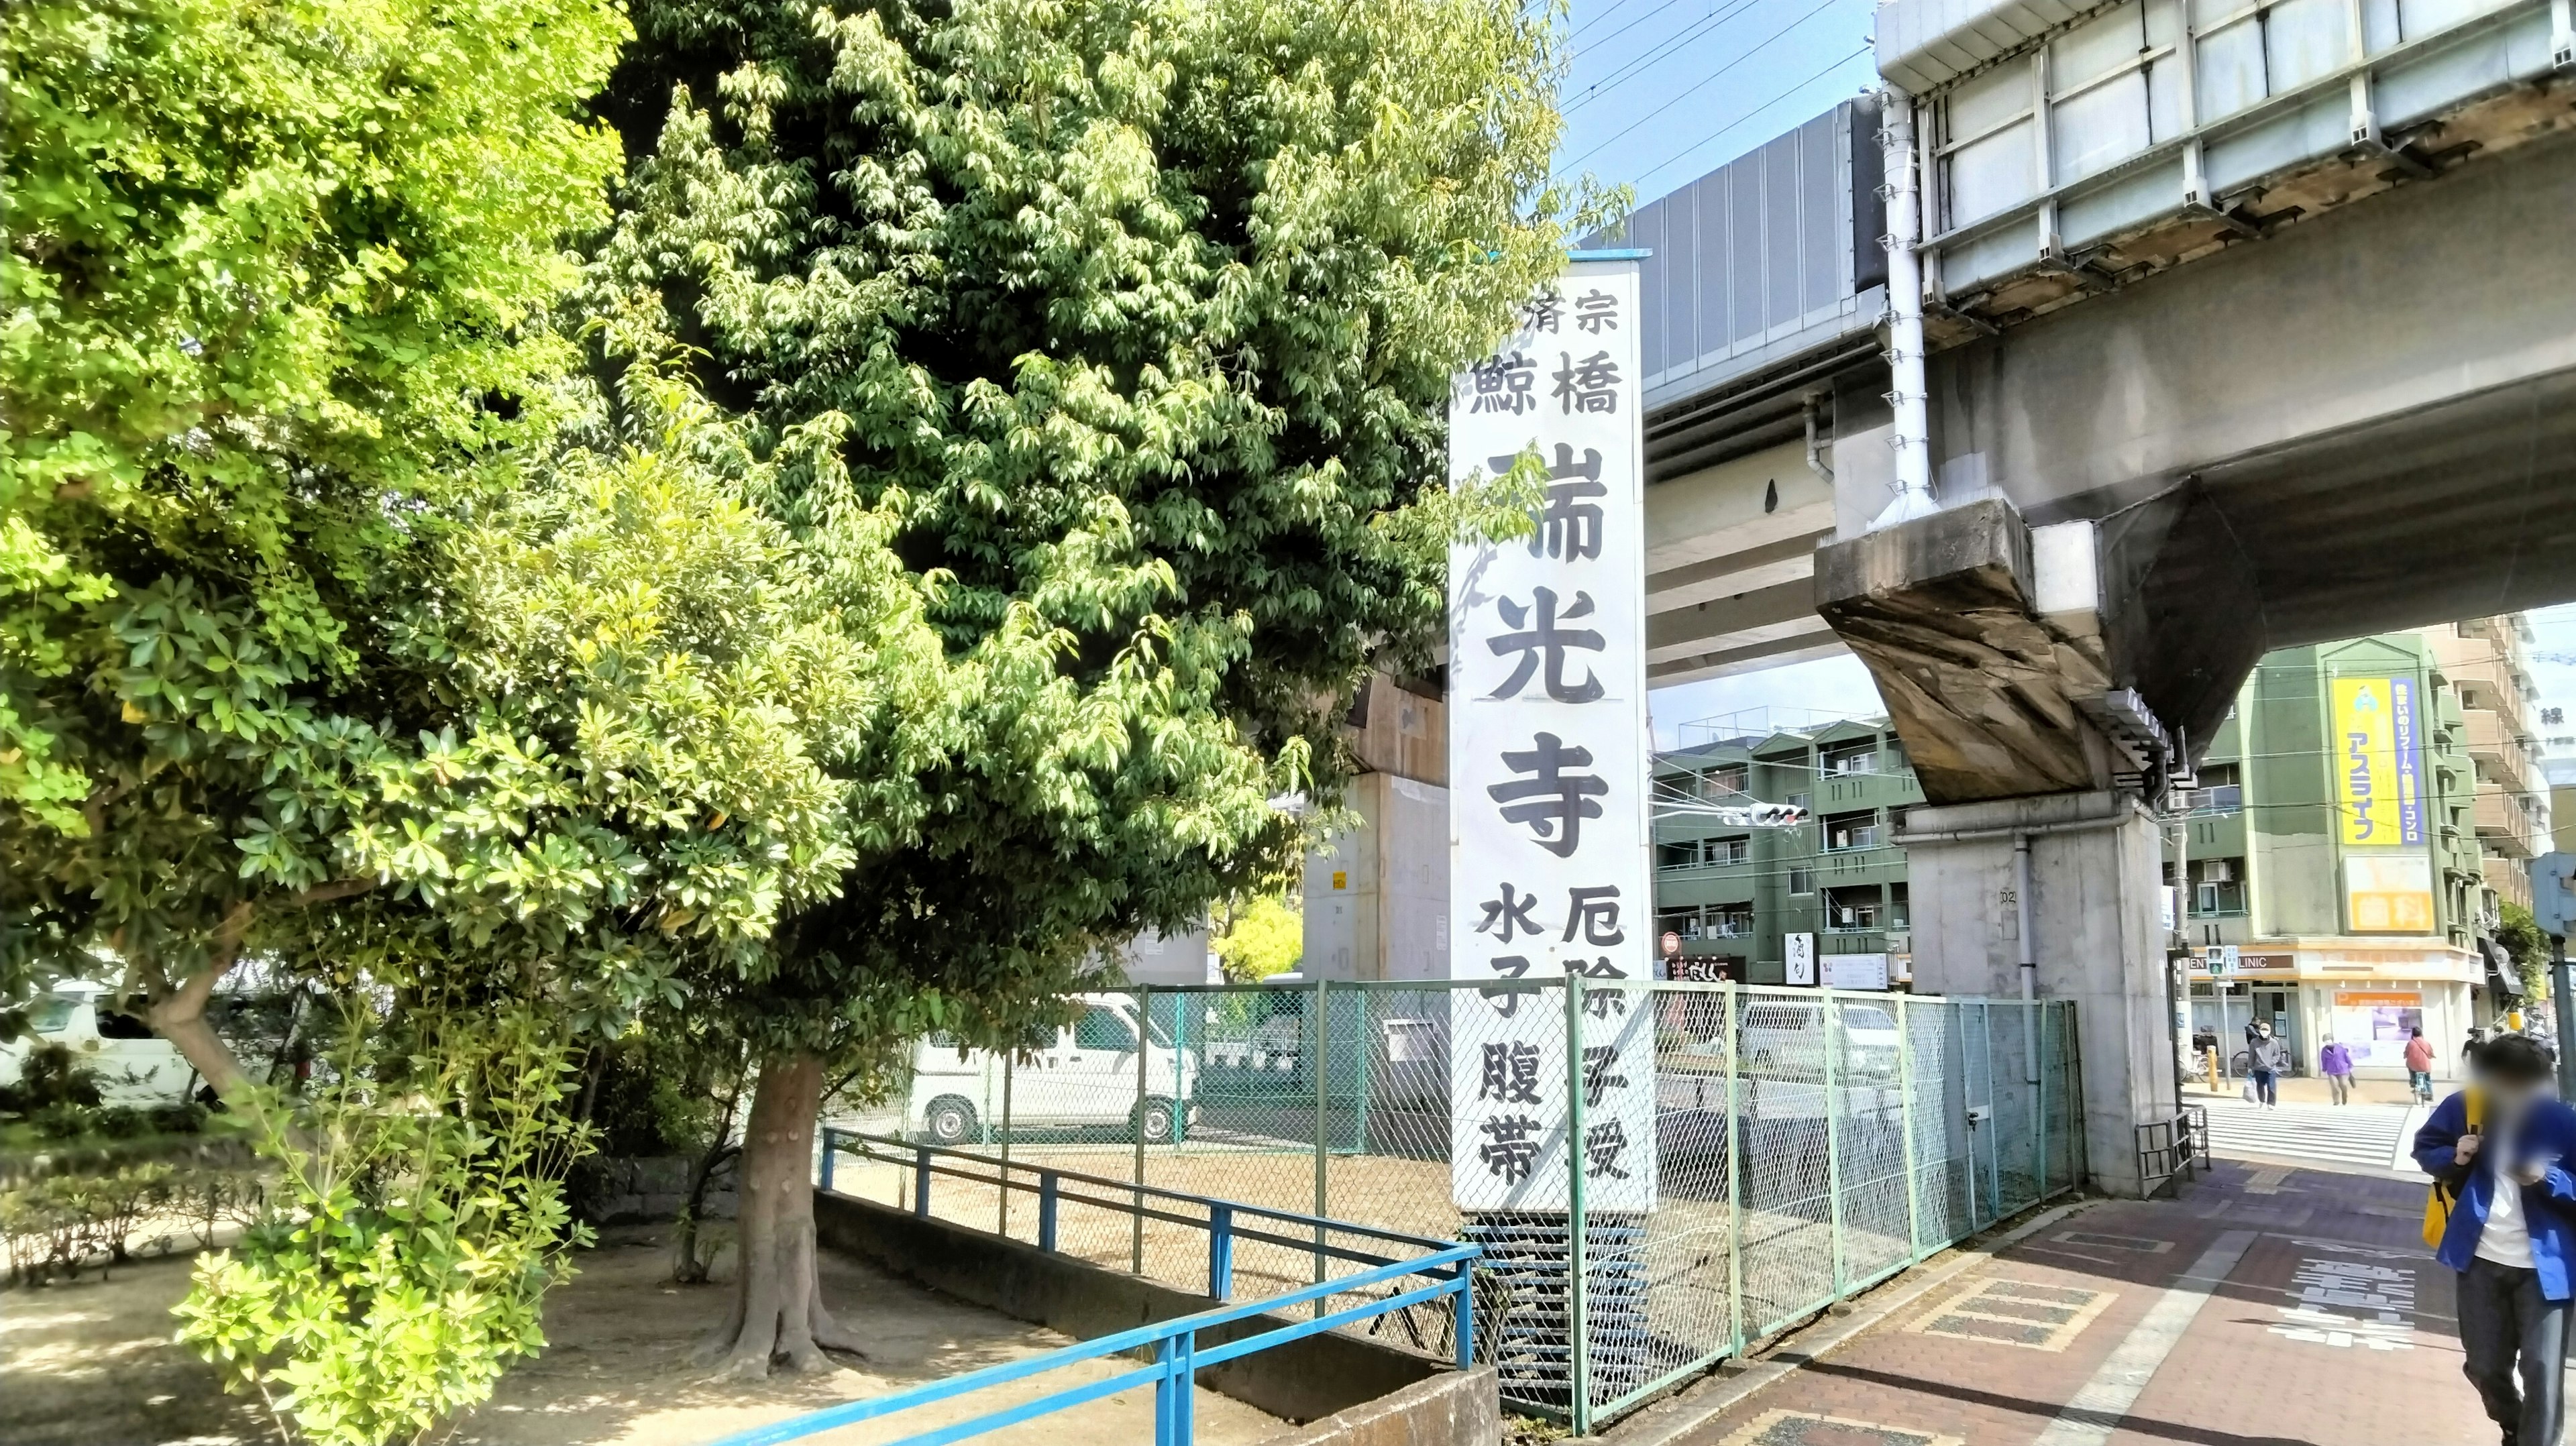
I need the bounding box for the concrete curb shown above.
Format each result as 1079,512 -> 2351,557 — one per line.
1593,1197 -> 2096,1446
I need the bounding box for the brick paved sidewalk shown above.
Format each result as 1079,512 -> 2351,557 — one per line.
1609,1157 -> 2506,1446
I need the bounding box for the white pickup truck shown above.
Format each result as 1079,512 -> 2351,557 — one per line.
2,979 -> 199,1105
907,994 -> 1198,1146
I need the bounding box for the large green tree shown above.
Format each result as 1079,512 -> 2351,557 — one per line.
0,0 -> 928,1084
596,0 -> 1585,1373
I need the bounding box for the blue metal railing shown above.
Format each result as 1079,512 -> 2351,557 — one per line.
708,1130 -> 1477,1446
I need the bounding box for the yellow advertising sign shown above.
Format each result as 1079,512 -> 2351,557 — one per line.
2345,855 -> 2436,934
2330,676 -> 2426,846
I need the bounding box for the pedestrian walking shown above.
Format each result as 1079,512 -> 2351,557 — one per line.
2414,1035 -> 2576,1446
2246,1021 -> 2290,1108
2320,1036 -> 2356,1105
2408,1027 -> 2438,1103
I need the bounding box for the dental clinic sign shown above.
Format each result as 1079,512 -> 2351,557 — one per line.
1446,256 -> 1656,1214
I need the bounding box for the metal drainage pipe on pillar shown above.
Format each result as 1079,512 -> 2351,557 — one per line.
2016,834 -> 2039,1086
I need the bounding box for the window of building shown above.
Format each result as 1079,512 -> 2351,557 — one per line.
1821,809 -> 1879,852
1890,883 -> 1911,928
1710,904 -> 1754,938
1886,738 -> 1909,773
2190,858 -> 2247,916
1658,908 -> 1701,940
1709,836 -> 1749,866
1788,868 -> 1816,895
1701,764 -> 1748,797
1658,841 -> 1698,870
1786,791 -> 1811,810
2182,762 -> 2242,814
1825,885 -> 1880,930
1819,738 -> 1878,776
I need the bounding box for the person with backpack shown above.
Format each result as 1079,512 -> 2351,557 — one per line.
2415,1034 -> 2576,1446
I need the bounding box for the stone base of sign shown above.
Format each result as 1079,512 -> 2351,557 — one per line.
1462,1210 -> 1652,1416
1898,789 -> 2178,1199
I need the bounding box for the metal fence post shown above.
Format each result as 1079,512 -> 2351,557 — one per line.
819,1128 -> 838,1195
1350,985 -> 1370,1154
1000,1053 -> 1014,1236
1980,1002 -> 2000,1223
1566,973 -> 1591,1435
1823,990 -> 1846,1296
1312,975 -> 1329,1314
1153,1335 -> 1180,1446
1134,985 -> 1150,1274
1724,982 -> 1745,1357
2035,999 -> 2049,1202
1897,995 -> 1922,1261
1453,1264 -> 1475,1372
1208,1204 -> 1234,1300
915,1146 -> 932,1219
1038,1170 -> 1059,1253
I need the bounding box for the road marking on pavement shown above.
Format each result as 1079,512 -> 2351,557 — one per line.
1717,1409 -> 1964,1446
2265,1244 -> 2420,1350
2054,1231 -> 2174,1254
2026,1230 -> 2257,1446
2243,1167 -> 2290,1194
1906,1278 -> 2116,1352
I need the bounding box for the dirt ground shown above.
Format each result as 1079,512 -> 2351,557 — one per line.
0,1225 -> 1283,1446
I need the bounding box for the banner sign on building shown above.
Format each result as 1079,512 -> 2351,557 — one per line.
2345,854 -> 2436,934
1447,257 -> 1656,1214
2331,989 -> 2426,1068
2332,677 -> 2425,847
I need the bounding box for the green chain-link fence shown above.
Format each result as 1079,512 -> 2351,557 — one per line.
827,979 -> 2082,1431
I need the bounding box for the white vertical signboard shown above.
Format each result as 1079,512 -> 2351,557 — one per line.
1448,258 -> 1656,1214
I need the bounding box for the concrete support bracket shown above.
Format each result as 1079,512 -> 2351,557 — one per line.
1813,497 -> 2119,803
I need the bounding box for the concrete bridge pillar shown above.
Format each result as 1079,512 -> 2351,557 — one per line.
1815,497 -> 2184,1197
1898,791 -> 2176,1199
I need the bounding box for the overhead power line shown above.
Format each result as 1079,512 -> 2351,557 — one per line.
1552,0 -> 1849,179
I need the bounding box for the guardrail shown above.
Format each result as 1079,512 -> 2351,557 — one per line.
704,1130 -> 1478,1446
2135,1105 -> 2208,1198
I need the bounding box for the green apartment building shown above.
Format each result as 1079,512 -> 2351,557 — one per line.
1654,628 -> 2524,1077
1652,712 -> 1923,988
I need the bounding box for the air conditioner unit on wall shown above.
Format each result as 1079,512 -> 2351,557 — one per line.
2202,860 -> 2233,883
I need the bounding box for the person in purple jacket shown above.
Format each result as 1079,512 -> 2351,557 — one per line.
2319,1036 -> 2356,1105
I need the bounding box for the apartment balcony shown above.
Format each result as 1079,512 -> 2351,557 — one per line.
2437,630 -> 2536,736
2476,790 -> 2538,860
2465,710 -> 2538,797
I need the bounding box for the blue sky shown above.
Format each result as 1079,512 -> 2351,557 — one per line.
1547,0 -> 1886,743
1551,0 -> 1882,207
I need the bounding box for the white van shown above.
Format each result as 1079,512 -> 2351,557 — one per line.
906,995 -> 1198,1146
1736,999 -> 1904,1078
1,979 -> 198,1105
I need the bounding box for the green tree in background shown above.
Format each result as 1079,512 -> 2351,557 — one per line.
1215,894 -> 1303,982
2499,899 -> 2551,1004
1,0 -> 629,1073
594,0 -> 1589,1374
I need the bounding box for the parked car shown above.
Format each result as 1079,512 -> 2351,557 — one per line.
1,979 -> 198,1105
907,994 -> 1199,1146
1735,1000 -> 1904,1078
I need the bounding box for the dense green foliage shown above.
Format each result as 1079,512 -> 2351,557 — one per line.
597,0 -> 1580,1066
2498,899 -> 2551,1004
1214,894 -> 1303,981
175,1006 -> 592,1446
1,0 -> 629,1001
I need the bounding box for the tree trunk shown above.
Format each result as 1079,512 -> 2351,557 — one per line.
692,1051 -> 863,1376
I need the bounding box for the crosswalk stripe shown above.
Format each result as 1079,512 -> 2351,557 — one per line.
2200,1099 -> 2412,1170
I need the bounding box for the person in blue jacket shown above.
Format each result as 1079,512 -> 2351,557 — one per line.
2416,1034 -> 2576,1446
